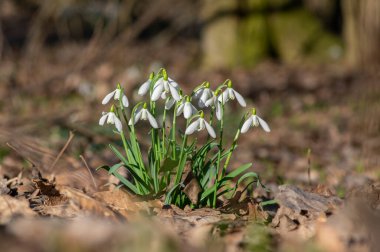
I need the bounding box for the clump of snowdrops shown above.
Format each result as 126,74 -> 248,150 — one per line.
98,68 -> 270,208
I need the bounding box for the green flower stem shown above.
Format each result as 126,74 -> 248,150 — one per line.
171,102 -> 179,160
219,103 -> 225,148
213,103 -> 225,208
206,106 -> 215,143
222,128 -> 241,179
162,107 -> 167,157
119,130 -> 141,194
115,108 -> 145,194
174,120 -> 189,184
129,123 -> 149,190
150,101 -> 162,167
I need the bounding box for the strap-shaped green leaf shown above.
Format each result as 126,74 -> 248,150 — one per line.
219,163 -> 252,184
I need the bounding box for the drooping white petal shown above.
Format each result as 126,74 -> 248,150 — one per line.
169,84 -> 180,101
191,104 -> 198,115
156,78 -> 164,87
204,97 -> 214,107
122,95 -> 129,107
107,113 -> 115,124
198,100 -> 206,108
163,80 -> 170,92
138,80 -> 150,96
165,97 -> 176,110
99,113 -> 108,126
151,83 -> 164,101
114,116 -> 122,132
252,115 -> 259,127
204,121 -> 216,138
114,89 -> 121,99
176,103 -> 184,115
141,109 -> 148,120
241,117 -> 253,133
215,102 -> 222,120
201,89 -> 212,102
258,116 -> 271,132
218,90 -> 229,104
185,120 -> 200,135
193,89 -> 202,99
198,118 -> 205,131
161,91 -> 168,100
168,78 -> 179,88
102,90 -> 116,105
129,110 -> 142,125
198,89 -> 211,108
183,102 -> 192,119
147,111 -> 159,128
233,90 -> 246,107
228,88 -> 235,100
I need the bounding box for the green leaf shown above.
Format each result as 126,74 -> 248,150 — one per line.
235,172 -> 259,187
164,183 -> 182,205
98,165 -> 140,194
200,183 -> 217,201
219,163 -> 252,184
259,199 -> 277,207
160,158 -> 179,173
109,144 -> 151,191
111,171 -> 140,194
108,163 -> 124,174
231,172 -> 260,196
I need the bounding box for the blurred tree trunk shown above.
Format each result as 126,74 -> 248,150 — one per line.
200,0 -> 272,69
343,0 -> 380,67
201,0 -> 239,69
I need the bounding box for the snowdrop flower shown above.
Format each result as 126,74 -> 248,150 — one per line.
177,96 -> 198,119
218,80 -> 246,107
99,105 -> 122,132
138,72 -> 154,96
193,82 -> 213,108
129,103 -> 159,128
204,90 -> 222,120
241,108 -> 270,133
185,111 -> 216,138
165,90 -> 183,110
151,70 -> 180,101
102,84 -> 129,108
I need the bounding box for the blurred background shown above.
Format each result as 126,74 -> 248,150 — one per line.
0,0 -> 379,194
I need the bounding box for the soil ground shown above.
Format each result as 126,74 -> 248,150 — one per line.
0,40 -> 380,251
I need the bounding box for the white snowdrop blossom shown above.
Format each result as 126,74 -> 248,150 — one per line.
193,82 -> 213,108
102,84 -> 129,108
241,108 -> 270,133
204,90 -> 222,120
218,80 -> 246,107
185,112 -> 216,138
177,97 -> 198,119
165,91 -> 183,110
138,72 -> 154,96
99,106 -> 122,132
129,103 -> 159,129
151,74 -> 180,101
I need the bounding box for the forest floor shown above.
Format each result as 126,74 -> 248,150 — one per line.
0,41 -> 380,252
